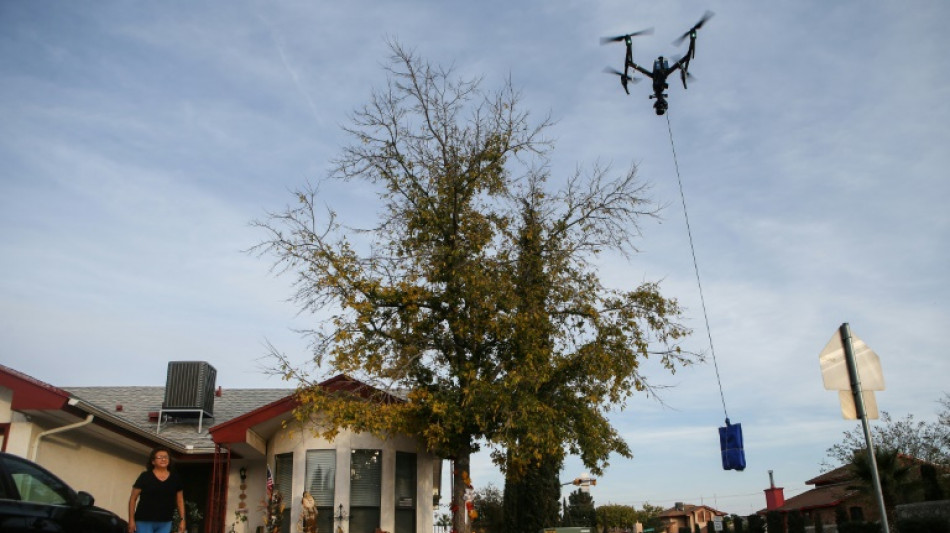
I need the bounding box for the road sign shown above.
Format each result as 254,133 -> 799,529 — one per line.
819,327 -> 884,419
712,516 -> 723,532
818,323 -> 891,533
838,390 -> 878,420
819,329 -> 884,391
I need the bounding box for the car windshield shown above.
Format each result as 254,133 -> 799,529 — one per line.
0,455 -> 71,505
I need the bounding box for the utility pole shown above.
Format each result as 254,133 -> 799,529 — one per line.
839,323 -> 890,533
820,323 -> 889,533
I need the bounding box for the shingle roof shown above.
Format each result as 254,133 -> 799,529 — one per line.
64,386 -> 293,450
658,504 -> 726,518
755,464 -> 860,514
773,482 -> 858,512
805,464 -> 855,486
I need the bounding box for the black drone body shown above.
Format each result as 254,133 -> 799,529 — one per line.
601,11 -> 713,115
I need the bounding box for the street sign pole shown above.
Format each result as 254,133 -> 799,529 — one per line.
840,323 -> 890,533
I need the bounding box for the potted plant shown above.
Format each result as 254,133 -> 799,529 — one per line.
172,500 -> 204,533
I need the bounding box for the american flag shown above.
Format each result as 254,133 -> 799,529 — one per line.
266,465 -> 274,500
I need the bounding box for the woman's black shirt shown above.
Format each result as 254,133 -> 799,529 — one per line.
133,470 -> 183,522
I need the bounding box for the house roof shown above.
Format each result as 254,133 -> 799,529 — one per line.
64,386 -> 293,450
0,363 -> 71,410
658,504 -> 727,518
805,464 -> 855,486
772,482 -> 858,513
207,374 -> 405,445
758,463 -> 863,514
2,363 -> 407,458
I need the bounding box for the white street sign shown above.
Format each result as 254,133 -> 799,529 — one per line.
838,390 -> 879,420
819,329 -> 884,391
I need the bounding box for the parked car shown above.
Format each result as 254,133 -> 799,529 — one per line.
0,451 -> 127,532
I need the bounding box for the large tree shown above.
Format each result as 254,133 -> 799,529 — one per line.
823,395 -> 950,470
847,448 -> 919,522
503,453 -> 560,533
473,484 -> 504,533
256,42 -> 693,533
562,489 -> 597,528
596,504 -> 638,532
636,503 -> 665,532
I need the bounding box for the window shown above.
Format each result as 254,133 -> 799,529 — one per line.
350,449 -> 382,533
275,453 -> 293,533
306,450 -> 337,533
0,454 -> 70,505
849,506 -> 864,522
394,452 -> 416,533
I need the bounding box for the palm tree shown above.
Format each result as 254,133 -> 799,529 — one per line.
848,448 -> 920,520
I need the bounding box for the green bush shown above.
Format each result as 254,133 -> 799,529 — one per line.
787,510 -> 805,533
766,511 -> 785,533
896,515 -> 950,533
837,522 -> 881,533
747,515 -> 765,533
732,515 -> 744,533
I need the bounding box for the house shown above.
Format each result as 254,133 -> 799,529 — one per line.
657,502 -> 726,533
0,361 -> 442,533
759,466 -> 878,526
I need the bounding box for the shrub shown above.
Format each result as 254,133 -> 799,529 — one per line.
837,522 -> 881,533
895,515 -> 950,533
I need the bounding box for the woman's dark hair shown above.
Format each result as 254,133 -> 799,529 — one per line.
146,447 -> 173,471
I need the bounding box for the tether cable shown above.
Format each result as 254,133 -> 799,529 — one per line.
665,111 -> 729,420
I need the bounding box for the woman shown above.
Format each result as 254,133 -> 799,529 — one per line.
128,447 -> 186,533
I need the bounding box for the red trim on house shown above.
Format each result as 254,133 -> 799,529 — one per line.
319,374 -> 403,403
209,395 -> 298,444
208,374 -> 403,445
0,363 -> 71,410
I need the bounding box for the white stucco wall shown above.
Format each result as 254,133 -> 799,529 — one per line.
226,426 -> 437,533
225,459 -> 270,533
0,386 -> 35,456
0,386 -> 12,422
33,427 -> 146,516
0,398 -> 146,517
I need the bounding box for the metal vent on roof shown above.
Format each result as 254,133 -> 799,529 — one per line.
162,361 -> 217,417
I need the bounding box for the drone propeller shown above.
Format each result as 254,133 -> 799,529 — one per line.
673,10 -> 714,46
667,54 -> 696,89
679,66 -> 696,89
603,66 -> 641,82
603,66 -> 640,94
600,27 -> 654,45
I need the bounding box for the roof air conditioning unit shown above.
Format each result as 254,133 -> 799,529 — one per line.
162,361 -> 217,418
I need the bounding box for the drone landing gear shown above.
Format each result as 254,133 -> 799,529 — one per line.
650,94 -> 669,115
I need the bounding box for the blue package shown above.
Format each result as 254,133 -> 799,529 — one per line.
719,418 -> 746,471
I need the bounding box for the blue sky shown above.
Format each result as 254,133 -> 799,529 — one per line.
2,0 -> 948,517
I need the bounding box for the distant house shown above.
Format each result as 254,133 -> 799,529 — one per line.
657,502 -> 726,533
759,465 -> 886,527
0,362 -> 442,533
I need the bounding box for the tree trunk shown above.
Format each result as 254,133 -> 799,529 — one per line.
453,453 -> 474,533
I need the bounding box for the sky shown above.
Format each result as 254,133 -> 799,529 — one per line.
2,0 -> 948,518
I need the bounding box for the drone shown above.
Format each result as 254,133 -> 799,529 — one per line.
601,11 -> 713,115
